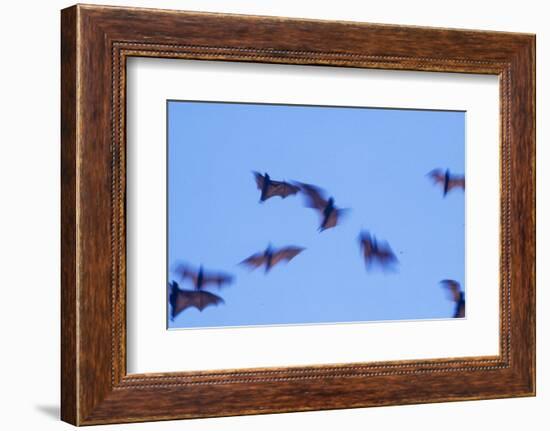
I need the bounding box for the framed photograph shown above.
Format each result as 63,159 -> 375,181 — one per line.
61,4 -> 535,425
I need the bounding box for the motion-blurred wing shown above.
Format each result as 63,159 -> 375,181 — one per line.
448,176 -> 465,191
321,208 -> 348,231
270,246 -> 305,266
240,252 -> 267,269
427,169 -> 445,184
264,180 -> 300,199
377,243 -> 398,266
359,232 -> 398,269
321,212 -> 338,231
296,182 -> 328,210
440,279 -> 462,302
201,272 -> 234,289
359,233 -> 375,264
441,280 -> 465,318
173,263 -> 199,285
253,171 -> 265,190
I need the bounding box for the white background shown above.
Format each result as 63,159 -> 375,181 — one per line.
127,59 -> 500,373
0,1 -> 546,430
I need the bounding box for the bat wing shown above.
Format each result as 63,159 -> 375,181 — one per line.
321,208 -> 349,231
440,279 -> 462,302
296,182 -> 328,210
172,290 -> 224,316
377,243 -> 398,265
182,269 -> 199,286
359,233 -> 397,269
362,242 -> 375,263
323,211 -> 338,231
264,180 -> 300,199
427,169 -> 445,184
169,285 -> 193,319
172,290 -> 194,318
253,171 -> 265,190
359,232 -> 374,261
193,290 -> 225,311
448,176 -> 465,191
240,252 -> 267,269
201,272 -> 234,289
270,246 -> 305,266
173,263 -> 199,285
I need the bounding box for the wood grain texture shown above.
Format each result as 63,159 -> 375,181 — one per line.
60,5 -> 78,425
60,4 -> 535,425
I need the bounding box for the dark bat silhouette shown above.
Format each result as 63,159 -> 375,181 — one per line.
253,171 -> 300,202
240,244 -> 305,273
358,230 -> 398,271
173,263 -> 234,290
295,182 -> 347,231
428,169 -> 465,196
440,279 -> 465,318
169,281 -> 224,319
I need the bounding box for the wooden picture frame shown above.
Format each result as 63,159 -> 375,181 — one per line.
61,4 -> 535,425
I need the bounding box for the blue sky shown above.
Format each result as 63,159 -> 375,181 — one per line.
167,100 -> 465,329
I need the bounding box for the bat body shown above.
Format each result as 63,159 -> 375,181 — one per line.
174,263 -> 233,290
240,244 -> 305,273
253,171 -> 300,202
358,231 -> 398,271
169,281 -> 224,319
440,279 -> 465,318
296,182 -> 347,231
428,169 -> 465,196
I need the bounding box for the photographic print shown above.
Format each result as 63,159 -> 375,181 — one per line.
167,100 -> 465,329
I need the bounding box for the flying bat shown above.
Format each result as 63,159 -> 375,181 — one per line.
295,182 -> 348,231
253,171 -> 300,202
428,168 -> 465,196
240,244 -> 305,273
173,263 -> 234,290
358,230 -> 399,271
440,279 -> 465,318
169,281 -> 224,319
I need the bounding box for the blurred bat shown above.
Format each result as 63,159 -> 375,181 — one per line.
253,171 -> 300,202
440,279 -> 465,318
169,281 -> 224,319
240,244 -> 305,273
295,182 -> 348,231
173,263 -> 234,290
428,169 -> 465,196
358,230 -> 399,271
